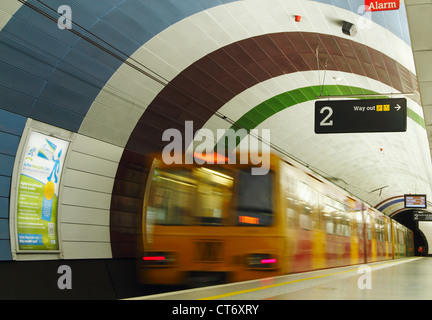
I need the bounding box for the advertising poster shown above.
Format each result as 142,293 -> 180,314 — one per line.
16,132 -> 69,251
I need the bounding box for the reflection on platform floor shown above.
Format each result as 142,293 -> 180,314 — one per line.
270,257 -> 430,300
130,257 -> 432,300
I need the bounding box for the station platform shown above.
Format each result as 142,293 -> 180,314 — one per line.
130,257 -> 431,300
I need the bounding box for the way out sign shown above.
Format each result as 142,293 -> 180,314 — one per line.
314,98 -> 407,134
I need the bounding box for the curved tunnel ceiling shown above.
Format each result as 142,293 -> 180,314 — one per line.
126,30 -> 420,156
1,0 -> 432,222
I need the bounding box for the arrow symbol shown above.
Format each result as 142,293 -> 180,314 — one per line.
395,104 -> 401,111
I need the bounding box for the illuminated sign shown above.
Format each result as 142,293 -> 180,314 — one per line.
404,194 -> 427,209
239,216 -> 259,225
365,0 -> 400,11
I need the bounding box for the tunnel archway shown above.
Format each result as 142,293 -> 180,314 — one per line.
391,210 -> 429,256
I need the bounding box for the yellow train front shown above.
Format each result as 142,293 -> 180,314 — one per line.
138,153 -> 414,286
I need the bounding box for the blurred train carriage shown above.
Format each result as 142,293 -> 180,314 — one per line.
138,153 -> 414,285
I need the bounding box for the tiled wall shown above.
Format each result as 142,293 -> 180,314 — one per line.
0,109 -> 27,260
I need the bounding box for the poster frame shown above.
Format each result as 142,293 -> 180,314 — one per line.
9,119 -> 74,260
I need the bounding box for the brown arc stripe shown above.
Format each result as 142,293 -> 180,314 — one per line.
125,31 -> 419,155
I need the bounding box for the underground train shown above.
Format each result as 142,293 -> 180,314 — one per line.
138,152 -> 414,285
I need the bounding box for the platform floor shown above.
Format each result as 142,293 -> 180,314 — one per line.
130,257 -> 432,300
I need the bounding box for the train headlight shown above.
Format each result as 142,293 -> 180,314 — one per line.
247,253 -> 277,269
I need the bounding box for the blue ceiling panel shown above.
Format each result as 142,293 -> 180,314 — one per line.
71,37 -> 123,73
330,0 -> 353,11
0,176 -> 10,198
0,109 -> 27,136
0,38 -> 56,80
0,155 -> 14,177
61,49 -> 116,89
0,132 -> 20,157
0,61 -> 45,98
0,240 -> 11,261
195,0 -> 227,8
103,8 -> 154,45
0,219 -> 9,240
0,85 -> 35,117
48,66 -> 104,103
72,0 -> 117,18
219,0 -> 238,3
144,0 -> 187,25
1,17 -> 72,62
30,100 -> 83,132
167,0 -> 205,16
38,82 -> 92,115
0,198 -> 8,219
88,19 -> 140,56
118,0 -> 170,37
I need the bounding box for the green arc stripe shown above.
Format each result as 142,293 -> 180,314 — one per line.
215,85 -> 424,149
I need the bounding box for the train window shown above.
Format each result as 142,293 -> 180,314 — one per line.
194,167 -> 234,225
387,222 -> 392,242
237,169 -> 273,226
367,225 -> 372,240
355,210 -> 363,238
282,165 -> 298,229
322,196 -> 350,236
331,214 -> 350,236
322,197 -> 334,234
296,182 -> 316,230
325,216 -> 334,234
398,230 -> 404,245
147,169 -> 195,226
286,207 -> 297,228
376,220 -> 385,242
341,214 -> 351,237
334,217 -> 343,235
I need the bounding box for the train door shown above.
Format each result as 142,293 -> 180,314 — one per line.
375,214 -> 386,261
358,203 -> 367,264
292,178 -> 314,272
392,221 -> 403,259
407,230 -> 414,256
384,216 -> 393,259
349,198 -> 364,265
281,161 -> 297,274
310,180 -> 326,271
364,208 -> 372,263
391,220 -> 397,259
281,162 -> 319,273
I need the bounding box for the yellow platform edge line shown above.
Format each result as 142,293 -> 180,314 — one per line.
199,257 -> 420,300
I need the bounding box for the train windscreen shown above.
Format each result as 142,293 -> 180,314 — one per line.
236,169 -> 273,226
146,167 -> 273,227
